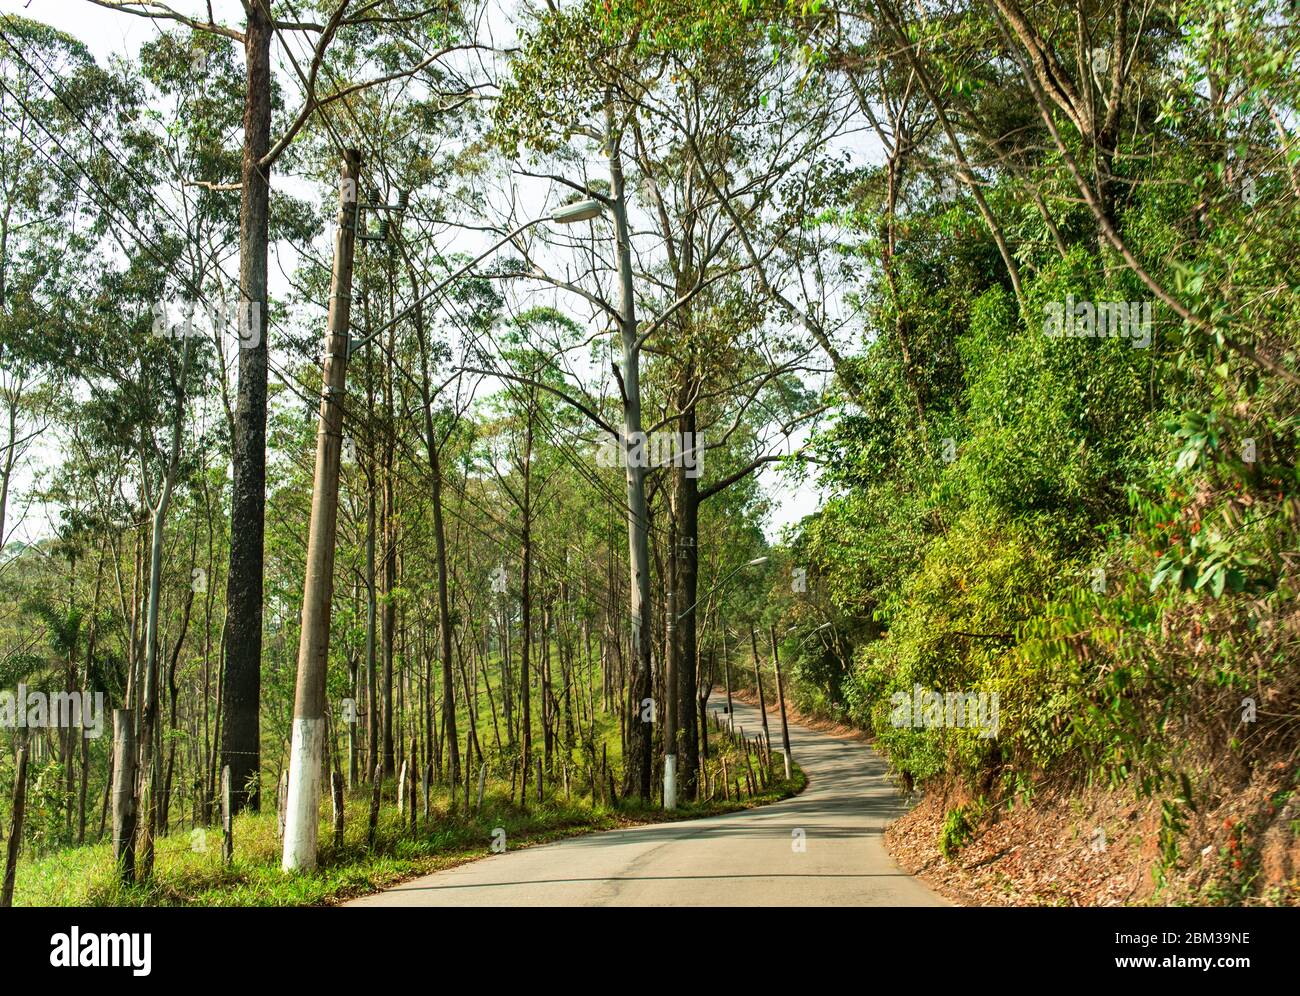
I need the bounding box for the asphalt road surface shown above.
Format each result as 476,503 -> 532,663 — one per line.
346,700 -> 946,907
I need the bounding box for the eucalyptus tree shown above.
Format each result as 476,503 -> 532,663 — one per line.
471,307 -> 590,799
494,0 -> 707,800
67,236 -> 212,881
620,40 -> 836,797
41,30 -> 253,877
0,16 -> 113,559
394,252 -> 501,793
495,0 -> 835,799
88,0 -> 489,812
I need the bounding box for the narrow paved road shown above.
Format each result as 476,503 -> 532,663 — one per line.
346,701 -> 946,907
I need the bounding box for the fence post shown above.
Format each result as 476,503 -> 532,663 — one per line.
1,743 -> 30,907
367,763 -> 382,849
220,765 -> 234,864
331,771 -> 345,850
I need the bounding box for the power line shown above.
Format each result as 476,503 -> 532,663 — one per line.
1,21 -> 765,645
268,30 -> 653,534
0,56 -> 641,628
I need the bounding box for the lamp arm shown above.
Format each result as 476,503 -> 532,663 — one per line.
348,215 -> 547,357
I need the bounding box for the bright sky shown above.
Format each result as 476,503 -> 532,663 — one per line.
1,0 -> 827,543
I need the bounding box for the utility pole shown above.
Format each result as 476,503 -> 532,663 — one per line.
769,624 -> 792,779
283,148 -> 361,872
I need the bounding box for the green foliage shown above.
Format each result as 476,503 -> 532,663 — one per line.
939,798 -> 987,859
10,759 -> 805,907
771,0 -> 1300,906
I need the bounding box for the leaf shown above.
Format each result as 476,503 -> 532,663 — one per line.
1210,568 -> 1226,598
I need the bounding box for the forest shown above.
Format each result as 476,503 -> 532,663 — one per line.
0,0 -> 1297,909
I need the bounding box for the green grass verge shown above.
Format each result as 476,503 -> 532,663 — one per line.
13,762 -> 806,907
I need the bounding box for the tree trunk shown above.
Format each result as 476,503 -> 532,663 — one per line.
672,400 -> 700,799
607,103 -> 654,802
111,710 -> 136,883
220,1 -> 273,814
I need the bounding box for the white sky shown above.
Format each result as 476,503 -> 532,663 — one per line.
1,0 -> 828,543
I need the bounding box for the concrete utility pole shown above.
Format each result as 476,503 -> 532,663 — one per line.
769,624 -> 792,779
283,149 -> 361,872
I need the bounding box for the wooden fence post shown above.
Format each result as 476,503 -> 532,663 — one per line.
220,765 -> 233,864
367,763 -> 382,849
277,770 -> 289,841
410,736 -> 419,829
331,771 -> 345,850
422,764 -> 431,823
1,744 -> 30,907
396,759 -> 408,827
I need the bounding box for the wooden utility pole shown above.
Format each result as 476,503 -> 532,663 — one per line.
769,624 -> 793,779
282,149 -> 362,872
749,627 -> 771,764
1,743 -> 28,907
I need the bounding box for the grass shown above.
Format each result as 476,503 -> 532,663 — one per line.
12,649 -> 806,906
13,759 -> 806,906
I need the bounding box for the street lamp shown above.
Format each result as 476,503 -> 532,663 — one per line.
787,620 -> 833,645
550,198 -> 604,224
346,198 -> 605,359
664,555 -> 768,810
675,557 -> 768,623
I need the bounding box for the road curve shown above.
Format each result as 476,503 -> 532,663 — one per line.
345,700 -> 946,907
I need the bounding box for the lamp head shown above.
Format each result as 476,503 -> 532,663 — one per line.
550,198 -> 604,224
